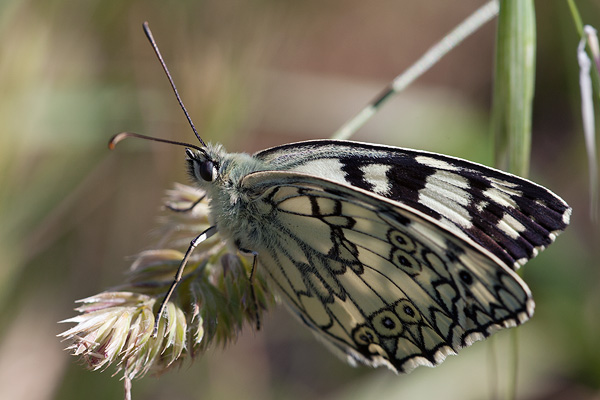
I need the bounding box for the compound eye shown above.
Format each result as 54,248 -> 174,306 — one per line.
198,160 -> 216,182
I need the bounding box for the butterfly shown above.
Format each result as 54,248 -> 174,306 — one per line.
181,139 -> 570,372
111,22 -> 571,374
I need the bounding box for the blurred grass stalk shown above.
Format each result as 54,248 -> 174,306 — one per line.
569,0 -> 600,220
578,26 -> 599,221
491,0 -> 536,177
568,0 -> 600,97
490,2 -> 536,399
332,1 -> 499,140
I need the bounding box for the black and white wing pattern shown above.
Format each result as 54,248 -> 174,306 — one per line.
240,171 -> 537,372
255,140 -> 571,271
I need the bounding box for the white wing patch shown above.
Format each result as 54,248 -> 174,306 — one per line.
290,158 -> 348,184
497,213 -> 527,239
360,163 -> 392,196
483,187 -> 519,208
418,171 -> 473,229
415,155 -> 461,171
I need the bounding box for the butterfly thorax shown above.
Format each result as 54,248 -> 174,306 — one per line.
188,143 -> 273,250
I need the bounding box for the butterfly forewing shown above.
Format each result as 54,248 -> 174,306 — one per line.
255,140 -> 571,271
240,171 -> 534,372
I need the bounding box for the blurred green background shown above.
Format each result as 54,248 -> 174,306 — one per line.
1,1 -> 599,399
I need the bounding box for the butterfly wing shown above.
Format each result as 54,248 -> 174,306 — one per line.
255,140 -> 571,270
239,171 -> 533,372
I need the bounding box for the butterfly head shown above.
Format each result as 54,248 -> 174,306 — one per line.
185,143 -> 270,198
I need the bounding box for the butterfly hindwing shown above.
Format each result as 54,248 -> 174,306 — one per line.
255,140 -> 571,271
239,171 -> 533,372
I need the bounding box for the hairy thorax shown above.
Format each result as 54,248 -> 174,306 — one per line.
198,148 -> 271,251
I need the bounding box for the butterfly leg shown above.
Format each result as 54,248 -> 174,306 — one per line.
166,194 -> 206,213
153,225 -> 217,337
240,248 -> 261,331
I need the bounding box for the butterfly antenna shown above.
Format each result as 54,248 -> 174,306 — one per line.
108,131 -> 205,152
142,21 -> 206,147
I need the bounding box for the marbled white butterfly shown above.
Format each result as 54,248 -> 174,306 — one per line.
113,22 -> 571,373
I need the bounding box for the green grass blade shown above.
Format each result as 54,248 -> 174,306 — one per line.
491,0 -> 536,177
